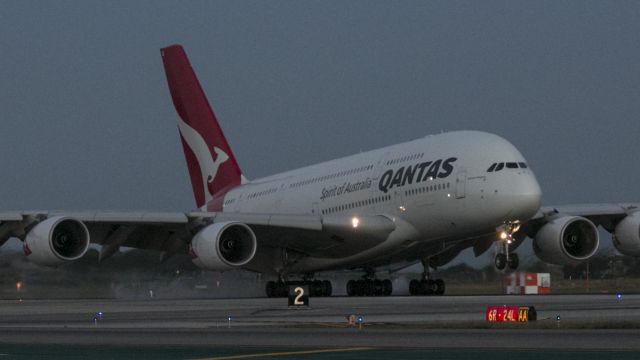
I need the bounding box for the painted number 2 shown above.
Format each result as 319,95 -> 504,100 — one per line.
294,287 -> 304,305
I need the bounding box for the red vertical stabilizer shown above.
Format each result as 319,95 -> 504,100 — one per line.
161,45 -> 242,210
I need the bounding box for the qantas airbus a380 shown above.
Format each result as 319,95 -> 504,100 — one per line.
3,45 -> 639,297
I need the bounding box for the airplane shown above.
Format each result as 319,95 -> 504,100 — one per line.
2,44 -> 639,298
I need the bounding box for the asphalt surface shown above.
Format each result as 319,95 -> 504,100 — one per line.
0,295 -> 639,357
0,345 -> 638,360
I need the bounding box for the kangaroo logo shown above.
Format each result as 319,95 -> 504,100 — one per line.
177,116 -> 229,204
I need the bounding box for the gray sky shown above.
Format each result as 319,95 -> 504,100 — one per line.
1,2 -> 639,218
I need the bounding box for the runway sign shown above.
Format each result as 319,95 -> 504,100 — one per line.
486,306 -> 536,322
288,285 -> 309,307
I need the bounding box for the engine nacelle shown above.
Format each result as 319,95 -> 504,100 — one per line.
24,216 -> 90,267
613,212 -> 640,256
190,222 -> 257,270
533,216 -> 599,265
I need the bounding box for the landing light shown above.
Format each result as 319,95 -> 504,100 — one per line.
499,231 -> 508,240
398,206 -> 406,212
351,217 -> 360,228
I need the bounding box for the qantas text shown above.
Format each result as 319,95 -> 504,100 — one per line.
378,157 -> 458,193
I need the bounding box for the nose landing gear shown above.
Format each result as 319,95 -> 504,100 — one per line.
494,222 -> 520,271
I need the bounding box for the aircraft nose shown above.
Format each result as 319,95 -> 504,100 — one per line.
490,170 -> 542,222
510,173 -> 542,220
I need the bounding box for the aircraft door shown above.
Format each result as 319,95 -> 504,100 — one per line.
455,171 -> 466,199
371,151 -> 390,182
271,183 -> 286,212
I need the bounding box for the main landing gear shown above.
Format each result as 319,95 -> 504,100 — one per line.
409,259 -> 445,296
346,279 -> 393,296
494,222 -> 520,271
265,279 -> 333,298
346,269 -> 393,297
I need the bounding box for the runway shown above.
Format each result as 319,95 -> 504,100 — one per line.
0,295 -> 639,358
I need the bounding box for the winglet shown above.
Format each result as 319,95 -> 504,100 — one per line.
161,45 -> 243,210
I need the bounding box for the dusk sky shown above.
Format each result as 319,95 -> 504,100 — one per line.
1,1 -> 639,266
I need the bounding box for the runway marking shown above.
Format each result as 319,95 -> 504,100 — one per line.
196,347 -> 373,360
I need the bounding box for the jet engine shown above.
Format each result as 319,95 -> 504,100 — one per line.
24,216 -> 90,267
190,222 -> 257,270
613,212 -> 640,256
532,216 -> 599,265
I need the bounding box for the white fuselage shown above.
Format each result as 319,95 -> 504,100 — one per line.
220,131 -> 542,272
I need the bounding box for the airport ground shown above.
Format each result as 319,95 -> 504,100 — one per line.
3,254 -> 640,358
4,272 -> 640,299
0,295 -> 639,359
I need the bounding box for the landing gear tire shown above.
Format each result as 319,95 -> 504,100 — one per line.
422,279 -> 436,295
495,253 -> 507,270
409,279 -> 445,296
346,280 -> 356,296
322,280 -> 332,296
435,279 -> 445,295
508,253 -> 519,269
383,279 -> 393,296
266,281 -> 276,298
346,279 -> 393,296
265,281 -> 288,297
310,280 -> 322,297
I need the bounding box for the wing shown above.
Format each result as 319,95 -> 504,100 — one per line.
189,212 -> 395,258
436,203 -> 640,268
522,203 -> 640,234
0,210 -> 395,269
490,203 -> 640,265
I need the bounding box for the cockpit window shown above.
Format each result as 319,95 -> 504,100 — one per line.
489,162 -> 529,172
